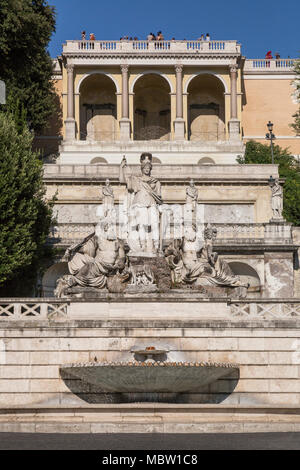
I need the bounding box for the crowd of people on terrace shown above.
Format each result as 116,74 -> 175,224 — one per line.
80,31 -> 212,42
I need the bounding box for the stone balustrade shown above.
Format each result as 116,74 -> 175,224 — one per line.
213,223 -> 292,244
47,222 -> 292,247
63,39 -> 241,54
244,59 -> 294,72
229,300 -> 300,319
0,300 -> 68,319
1,298 -> 300,321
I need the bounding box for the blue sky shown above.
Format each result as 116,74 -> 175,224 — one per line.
48,0 -> 300,59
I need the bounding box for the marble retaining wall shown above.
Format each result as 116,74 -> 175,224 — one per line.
0,299 -> 300,408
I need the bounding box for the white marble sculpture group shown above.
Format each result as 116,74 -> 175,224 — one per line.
55,153 -> 251,297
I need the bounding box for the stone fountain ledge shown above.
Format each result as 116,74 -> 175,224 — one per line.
1,404 -> 300,434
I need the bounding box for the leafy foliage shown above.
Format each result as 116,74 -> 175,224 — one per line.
0,111 -> 54,295
0,0 -> 56,133
237,141 -> 300,226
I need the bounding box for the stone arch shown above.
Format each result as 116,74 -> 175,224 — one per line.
42,262 -> 69,297
77,72 -> 120,94
187,74 -> 226,141
79,73 -> 117,141
184,72 -> 228,94
198,157 -> 215,165
130,71 -> 174,94
133,73 -> 171,141
90,157 -> 108,164
228,262 -> 261,296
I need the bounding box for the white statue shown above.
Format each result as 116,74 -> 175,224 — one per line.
165,224 -> 248,289
119,153 -> 162,254
102,179 -> 114,217
186,179 -> 198,208
270,178 -> 283,220
55,220 -> 128,297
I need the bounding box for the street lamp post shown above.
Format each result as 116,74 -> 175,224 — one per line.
265,121 -> 276,165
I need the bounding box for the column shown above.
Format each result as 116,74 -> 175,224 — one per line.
228,65 -> 240,141
174,65 -> 185,141
65,63 -> 76,141
119,64 -> 131,141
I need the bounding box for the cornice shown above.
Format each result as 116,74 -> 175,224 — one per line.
62,52 -> 241,61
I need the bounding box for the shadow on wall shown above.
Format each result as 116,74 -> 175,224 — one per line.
198,157 -> 215,164
42,262 -> 69,297
60,367 -> 240,404
229,262 -> 261,298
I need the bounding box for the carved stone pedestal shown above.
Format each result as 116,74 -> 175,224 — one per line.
64,118 -> 76,141
173,118 -> 185,141
119,118 -> 131,141
228,118 -> 240,141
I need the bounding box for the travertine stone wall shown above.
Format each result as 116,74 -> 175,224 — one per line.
1,316 -> 300,407
264,252 -> 294,298
53,203 -> 254,224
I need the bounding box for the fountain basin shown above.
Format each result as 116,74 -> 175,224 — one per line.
61,361 -> 238,393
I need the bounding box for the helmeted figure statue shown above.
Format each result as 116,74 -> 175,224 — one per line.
165,223 -> 248,289
55,220 -> 128,297
119,153 -> 162,254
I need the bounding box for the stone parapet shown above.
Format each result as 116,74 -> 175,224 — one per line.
44,163 -> 278,183
1,298 -> 300,321
63,40 -> 241,56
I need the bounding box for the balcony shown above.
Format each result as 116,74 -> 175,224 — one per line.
63,39 -> 241,55
244,58 -> 294,72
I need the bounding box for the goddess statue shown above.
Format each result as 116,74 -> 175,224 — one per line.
119,153 -> 162,254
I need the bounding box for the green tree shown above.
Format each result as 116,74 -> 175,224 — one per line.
290,59 -> 300,135
0,111 -> 54,295
0,0 -> 56,133
237,141 -> 300,226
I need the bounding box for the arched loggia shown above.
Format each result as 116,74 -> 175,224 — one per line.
79,74 -> 117,141
187,74 -> 226,141
133,74 -> 171,141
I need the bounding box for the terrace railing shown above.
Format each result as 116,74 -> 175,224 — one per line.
244,59 -> 294,71
63,40 -> 241,54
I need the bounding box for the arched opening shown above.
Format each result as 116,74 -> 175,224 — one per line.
90,157 -> 108,164
79,74 -> 117,141
42,262 -> 69,297
187,74 -> 225,141
133,74 -> 171,141
228,262 -> 261,297
198,157 -> 215,165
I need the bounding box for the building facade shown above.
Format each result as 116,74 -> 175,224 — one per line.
35,38 -> 299,164
39,38 -> 300,298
